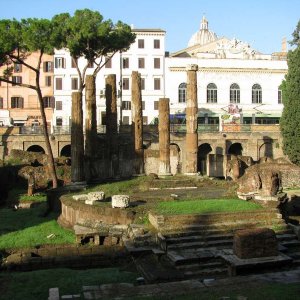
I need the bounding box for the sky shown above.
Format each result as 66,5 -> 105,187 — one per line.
0,0 -> 299,54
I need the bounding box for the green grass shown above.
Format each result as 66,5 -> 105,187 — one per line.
0,203 -> 75,250
0,267 -> 138,300
7,187 -> 46,203
155,199 -> 263,215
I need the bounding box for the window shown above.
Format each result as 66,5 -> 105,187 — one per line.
154,78 -> 161,90
87,60 -> 94,68
154,101 -> 159,110
43,96 -> 55,108
55,78 -> 63,90
71,78 -> 79,90
230,83 -> 240,103
154,58 -> 160,69
122,101 -> 131,110
43,61 -> 53,72
122,57 -> 129,69
252,84 -> 262,104
142,101 -> 145,110
71,58 -> 78,68
178,83 -> 187,103
278,89 -> 282,104
138,58 -> 145,68
105,56 -> 112,68
55,57 -> 65,68
123,116 -> 129,125
154,39 -> 160,49
0,97 -> 3,109
14,63 -> 22,73
141,78 -> 145,90
138,39 -> 144,48
45,76 -> 52,87
56,101 -> 62,110
12,76 -> 22,86
122,78 -> 129,90
11,97 -> 23,108
56,117 -> 63,126
207,83 -> 218,103
143,116 -> 148,125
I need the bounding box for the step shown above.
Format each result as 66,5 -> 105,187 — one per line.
167,239 -> 233,251
184,267 -> 228,279
167,249 -> 216,265
280,240 -> 300,249
276,233 -> 298,242
165,233 -> 233,244
161,220 -> 286,234
176,261 -> 224,272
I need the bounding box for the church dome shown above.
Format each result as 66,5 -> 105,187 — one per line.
188,16 -> 218,47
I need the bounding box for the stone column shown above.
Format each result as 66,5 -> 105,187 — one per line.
105,74 -> 119,177
185,64 -> 198,175
131,71 -> 144,175
158,98 -> 171,176
85,75 -> 97,181
71,91 -> 85,182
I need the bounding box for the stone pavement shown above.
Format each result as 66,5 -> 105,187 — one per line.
48,267 -> 300,299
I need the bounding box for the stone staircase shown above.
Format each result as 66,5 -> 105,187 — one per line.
153,215 -> 300,280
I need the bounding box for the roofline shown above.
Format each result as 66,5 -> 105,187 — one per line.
132,28 -> 166,33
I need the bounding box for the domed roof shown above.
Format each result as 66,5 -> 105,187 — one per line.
188,16 -> 218,47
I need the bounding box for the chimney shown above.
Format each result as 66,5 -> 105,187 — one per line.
282,37 -> 287,53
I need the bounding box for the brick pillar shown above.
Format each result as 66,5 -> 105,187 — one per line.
85,75 -> 97,181
131,71 -> 144,175
158,98 -> 171,176
105,74 -> 119,177
185,64 -> 198,175
71,91 -> 85,182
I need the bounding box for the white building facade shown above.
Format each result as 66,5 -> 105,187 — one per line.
53,17 -> 287,130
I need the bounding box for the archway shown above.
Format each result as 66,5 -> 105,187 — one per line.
197,143 -> 212,175
170,143 -> 181,175
60,144 -> 71,157
228,143 -> 243,156
27,145 -> 45,154
259,142 -> 273,159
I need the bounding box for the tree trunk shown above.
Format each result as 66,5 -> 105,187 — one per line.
36,86 -> 58,188
71,91 -> 85,182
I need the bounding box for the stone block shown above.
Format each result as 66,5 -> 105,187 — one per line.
111,195 -> 130,208
48,287 -> 59,300
233,228 -> 278,259
73,194 -> 88,201
88,191 -> 105,201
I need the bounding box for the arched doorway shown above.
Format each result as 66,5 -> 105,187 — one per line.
170,143 -> 181,175
259,142 -> 273,159
228,143 -> 243,156
197,143 -> 212,175
60,144 -> 71,157
27,145 -> 45,154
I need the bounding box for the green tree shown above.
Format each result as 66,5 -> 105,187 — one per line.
280,20 -> 300,165
52,9 -> 135,182
0,18 -> 58,188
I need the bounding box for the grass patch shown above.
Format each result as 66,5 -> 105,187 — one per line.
155,199 -> 263,215
0,267 -> 138,300
0,203 -> 75,250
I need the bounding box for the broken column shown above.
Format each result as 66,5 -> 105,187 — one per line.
71,91 -> 85,182
85,75 -> 97,181
131,71 -> 144,175
158,98 -> 171,176
185,64 -> 198,175
105,74 -> 119,177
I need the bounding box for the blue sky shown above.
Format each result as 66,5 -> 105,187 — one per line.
0,0 -> 299,54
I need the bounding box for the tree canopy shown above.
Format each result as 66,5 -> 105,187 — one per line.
280,20 -> 300,165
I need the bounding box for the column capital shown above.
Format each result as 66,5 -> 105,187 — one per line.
186,64 -> 198,71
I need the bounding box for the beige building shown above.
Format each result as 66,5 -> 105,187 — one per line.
0,52 -> 54,127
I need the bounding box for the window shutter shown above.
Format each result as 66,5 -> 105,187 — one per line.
50,96 -> 55,108
43,62 -> 46,72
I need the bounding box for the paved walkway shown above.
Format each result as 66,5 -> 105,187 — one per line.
48,267 -> 300,299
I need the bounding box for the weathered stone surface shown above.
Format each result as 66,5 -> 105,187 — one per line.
185,65 -> 198,174
260,169 -> 280,196
88,191 -> 105,201
158,98 -> 171,176
72,194 -> 88,201
233,228 -> 278,259
112,195 -> 130,208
